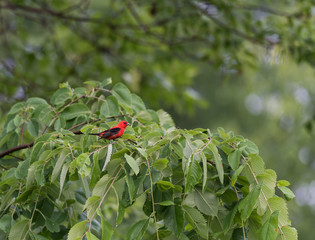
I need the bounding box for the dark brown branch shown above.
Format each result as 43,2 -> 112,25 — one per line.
0,142 -> 34,159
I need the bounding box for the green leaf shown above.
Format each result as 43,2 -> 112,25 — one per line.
239,139 -> 259,155
98,211 -> 114,240
116,201 -> 125,226
92,175 -> 110,196
228,150 -> 241,170
100,96 -> 120,118
30,141 -> 45,163
67,220 -> 88,240
27,118 -> 40,137
152,158 -> 169,172
112,83 -> 132,113
75,153 -> 91,178
8,220 -> 29,240
84,80 -> 102,87
183,205 -> 207,239
223,203 -> 239,233
51,150 -> 69,182
238,183 -> 262,220
277,180 -> 290,187
26,97 -> 48,107
258,211 -> 279,240
7,102 -> 25,115
0,214 -> 12,233
208,143 -> 224,184
244,154 -> 265,183
277,226 -> 297,240
157,109 -> 175,129
51,87 -> 71,106
217,127 -> 230,140
165,202 -> 184,237
15,158 -> 30,179
126,218 -> 149,240
156,181 -> 175,191
83,196 -> 101,219
102,143 -> 113,172
257,169 -> 277,215
54,116 -> 66,132
231,164 -> 245,186
26,163 -> 37,189
89,152 -> 101,189
124,154 -> 139,175
200,152 -> 207,191
61,103 -> 90,120
86,232 -> 98,240
194,189 -> 218,216
101,78 -> 112,87
136,147 -> 148,158
278,186 -> 295,201
35,163 -> 45,186
156,201 -> 174,206
131,93 -> 146,111
185,158 -> 202,193
267,197 -> 290,226
59,162 -> 70,198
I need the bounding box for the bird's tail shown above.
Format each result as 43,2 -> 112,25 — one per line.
89,133 -> 100,136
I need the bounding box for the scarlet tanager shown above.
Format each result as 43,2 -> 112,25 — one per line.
89,121 -> 129,140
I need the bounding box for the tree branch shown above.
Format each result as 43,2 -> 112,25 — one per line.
0,114 -> 130,159
0,142 -> 34,159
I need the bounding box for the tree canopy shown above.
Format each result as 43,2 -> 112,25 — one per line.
1,0 -> 315,113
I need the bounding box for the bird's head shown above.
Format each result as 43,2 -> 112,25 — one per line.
119,121 -> 129,128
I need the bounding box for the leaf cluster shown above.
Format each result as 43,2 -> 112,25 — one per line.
0,81 -> 296,239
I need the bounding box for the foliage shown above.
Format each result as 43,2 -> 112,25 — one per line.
0,81 -> 296,239
1,0 -> 315,113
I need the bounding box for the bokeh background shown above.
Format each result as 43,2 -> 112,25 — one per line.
1,1 -> 315,238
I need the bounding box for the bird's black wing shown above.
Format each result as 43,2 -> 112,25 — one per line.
99,127 -> 121,138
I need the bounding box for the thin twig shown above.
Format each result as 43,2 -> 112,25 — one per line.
68,119 -> 101,131
147,156 -> 159,240
26,187 -> 41,239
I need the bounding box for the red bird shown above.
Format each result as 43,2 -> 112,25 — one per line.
89,121 -> 129,140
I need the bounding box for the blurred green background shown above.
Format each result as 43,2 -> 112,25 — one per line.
1,1 -> 315,238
